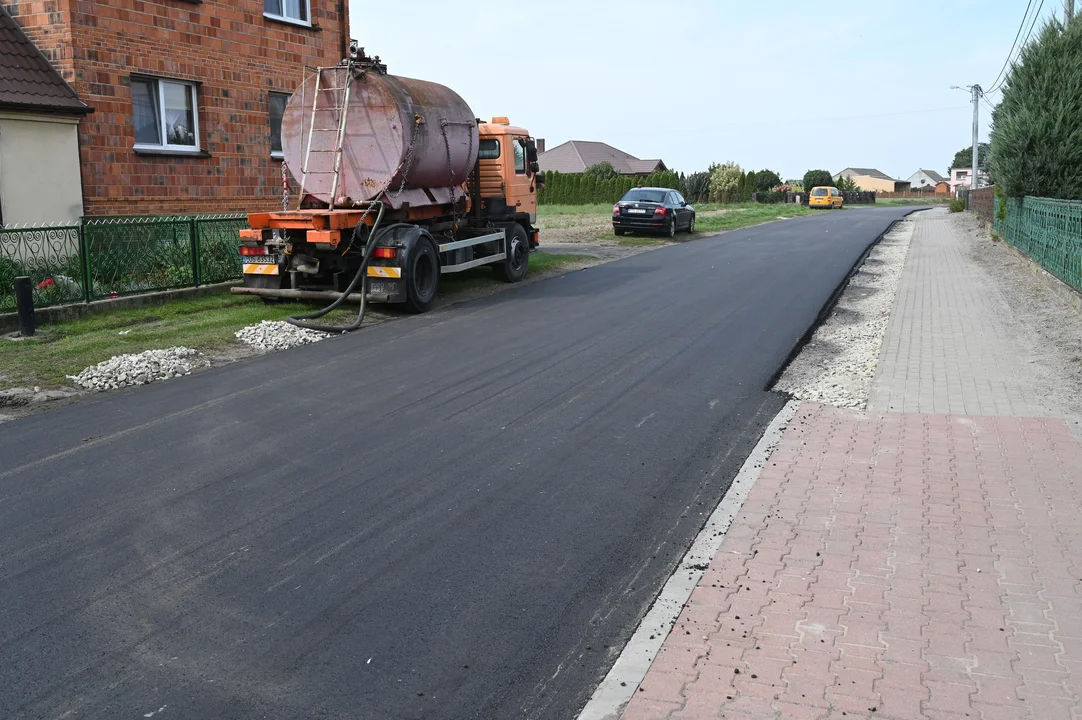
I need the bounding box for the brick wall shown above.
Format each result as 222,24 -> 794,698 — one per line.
2,0 -> 349,216
968,186 -> 996,224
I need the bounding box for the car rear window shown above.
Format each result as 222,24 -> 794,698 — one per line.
811,188 -> 828,196
622,189 -> 667,203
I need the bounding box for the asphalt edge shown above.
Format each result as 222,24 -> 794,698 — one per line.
575,399 -> 800,720
764,209 -> 923,392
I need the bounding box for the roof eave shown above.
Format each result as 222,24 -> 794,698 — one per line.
0,100 -> 94,116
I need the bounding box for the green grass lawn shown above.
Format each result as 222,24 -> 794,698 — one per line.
693,203 -> 813,233
0,252 -> 579,389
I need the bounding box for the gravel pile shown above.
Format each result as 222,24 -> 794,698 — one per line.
235,320 -> 330,351
68,347 -> 204,391
775,218 -> 915,408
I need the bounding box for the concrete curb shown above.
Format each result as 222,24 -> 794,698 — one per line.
575,399 -> 800,720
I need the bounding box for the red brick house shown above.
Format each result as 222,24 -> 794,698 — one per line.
2,0 -> 350,216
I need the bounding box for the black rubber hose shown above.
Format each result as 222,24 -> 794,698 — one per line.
285,206 -> 412,333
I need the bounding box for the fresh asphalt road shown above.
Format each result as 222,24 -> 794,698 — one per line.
0,208 -> 915,719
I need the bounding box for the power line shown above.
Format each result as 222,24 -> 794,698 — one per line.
989,0 -> 1048,93
987,0 -> 1036,92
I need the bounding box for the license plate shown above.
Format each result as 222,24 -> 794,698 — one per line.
242,255 -> 277,264
627,208 -> 647,215
368,281 -> 397,295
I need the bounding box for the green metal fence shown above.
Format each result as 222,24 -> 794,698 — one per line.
994,195 -> 1082,293
0,224 -> 84,313
1,214 -> 247,312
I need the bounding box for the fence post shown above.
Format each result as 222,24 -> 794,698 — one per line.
13,276 -> 35,337
79,219 -> 92,304
190,217 -> 201,288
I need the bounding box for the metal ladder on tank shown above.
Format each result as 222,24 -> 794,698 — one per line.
297,64 -> 353,210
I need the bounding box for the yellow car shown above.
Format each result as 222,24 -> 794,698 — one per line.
809,186 -> 844,209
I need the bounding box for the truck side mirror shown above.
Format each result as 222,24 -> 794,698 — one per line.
529,161 -> 540,175
526,139 -> 538,163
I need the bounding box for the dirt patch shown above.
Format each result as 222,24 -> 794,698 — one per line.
951,211 -> 1082,433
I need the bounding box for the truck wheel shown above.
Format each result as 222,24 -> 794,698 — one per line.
494,224 -> 530,283
404,236 -> 439,313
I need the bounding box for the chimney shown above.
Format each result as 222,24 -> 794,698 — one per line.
536,138 -> 546,154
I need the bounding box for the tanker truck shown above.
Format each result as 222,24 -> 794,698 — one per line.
233,45 -> 543,316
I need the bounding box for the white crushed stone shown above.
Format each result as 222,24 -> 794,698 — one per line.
68,347 -> 204,391
775,218 -> 915,408
235,320 -> 330,351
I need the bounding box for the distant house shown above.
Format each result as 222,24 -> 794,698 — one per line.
538,140 -> 667,176
949,167 -> 991,194
935,181 -> 951,195
834,168 -> 912,194
907,169 -> 947,191
0,4 -> 92,224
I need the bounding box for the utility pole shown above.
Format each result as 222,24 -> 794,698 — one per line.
1068,0 -> 1075,22
970,84 -> 981,190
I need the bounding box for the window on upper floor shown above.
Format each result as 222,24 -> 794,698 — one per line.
269,92 -> 290,158
131,76 -> 200,152
264,0 -> 310,26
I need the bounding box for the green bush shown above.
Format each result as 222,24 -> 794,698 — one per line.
710,162 -> 744,203
742,170 -> 756,202
950,143 -> 991,177
682,171 -> 711,203
991,18 -> 1082,199
584,162 -> 618,180
803,169 -> 835,192
755,170 -> 782,192
949,198 -> 965,213
995,186 -> 1007,222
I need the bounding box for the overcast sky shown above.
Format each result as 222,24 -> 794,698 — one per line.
349,1 -> 1057,181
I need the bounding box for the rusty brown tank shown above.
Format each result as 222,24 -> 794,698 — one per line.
281,64 -> 479,210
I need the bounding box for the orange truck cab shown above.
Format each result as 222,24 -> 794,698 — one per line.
477,117 -> 540,234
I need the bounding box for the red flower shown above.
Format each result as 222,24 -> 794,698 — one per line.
37,278 -> 56,289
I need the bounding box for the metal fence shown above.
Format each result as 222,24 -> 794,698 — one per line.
994,195 -> 1082,293
1,214 -> 247,313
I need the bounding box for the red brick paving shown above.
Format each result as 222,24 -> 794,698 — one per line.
620,403 -> 1082,719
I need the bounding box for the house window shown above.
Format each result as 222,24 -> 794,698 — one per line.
132,76 -> 200,152
264,0 -> 310,25
269,92 -> 290,158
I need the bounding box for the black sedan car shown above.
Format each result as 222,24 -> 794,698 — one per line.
612,187 -> 696,237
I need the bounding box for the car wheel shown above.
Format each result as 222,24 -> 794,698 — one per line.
685,213 -> 696,234
614,228 -> 626,236
667,217 -> 676,238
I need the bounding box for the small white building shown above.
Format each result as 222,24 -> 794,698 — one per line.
906,168 -> 947,191
0,5 -> 92,226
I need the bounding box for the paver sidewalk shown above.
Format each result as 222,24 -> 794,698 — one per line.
618,211 -> 1082,719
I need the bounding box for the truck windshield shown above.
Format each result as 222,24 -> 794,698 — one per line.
622,189 -> 667,203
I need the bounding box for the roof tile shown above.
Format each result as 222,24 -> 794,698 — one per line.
0,5 -> 91,115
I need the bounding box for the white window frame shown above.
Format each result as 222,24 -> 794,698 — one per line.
131,76 -> 201,154
264,0 -> 312,27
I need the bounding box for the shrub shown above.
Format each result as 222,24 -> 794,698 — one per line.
584,162 -> 618,180
755,170 -> 782,192
743,170 -> 756,202
682,171 -> 711,203
994,186 -> 1007,222
710,162 -> 743,202
949,198 -> 965,213
835,175 -> 859,191
990,18 -> 1082,199
803,169 -> 835,192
